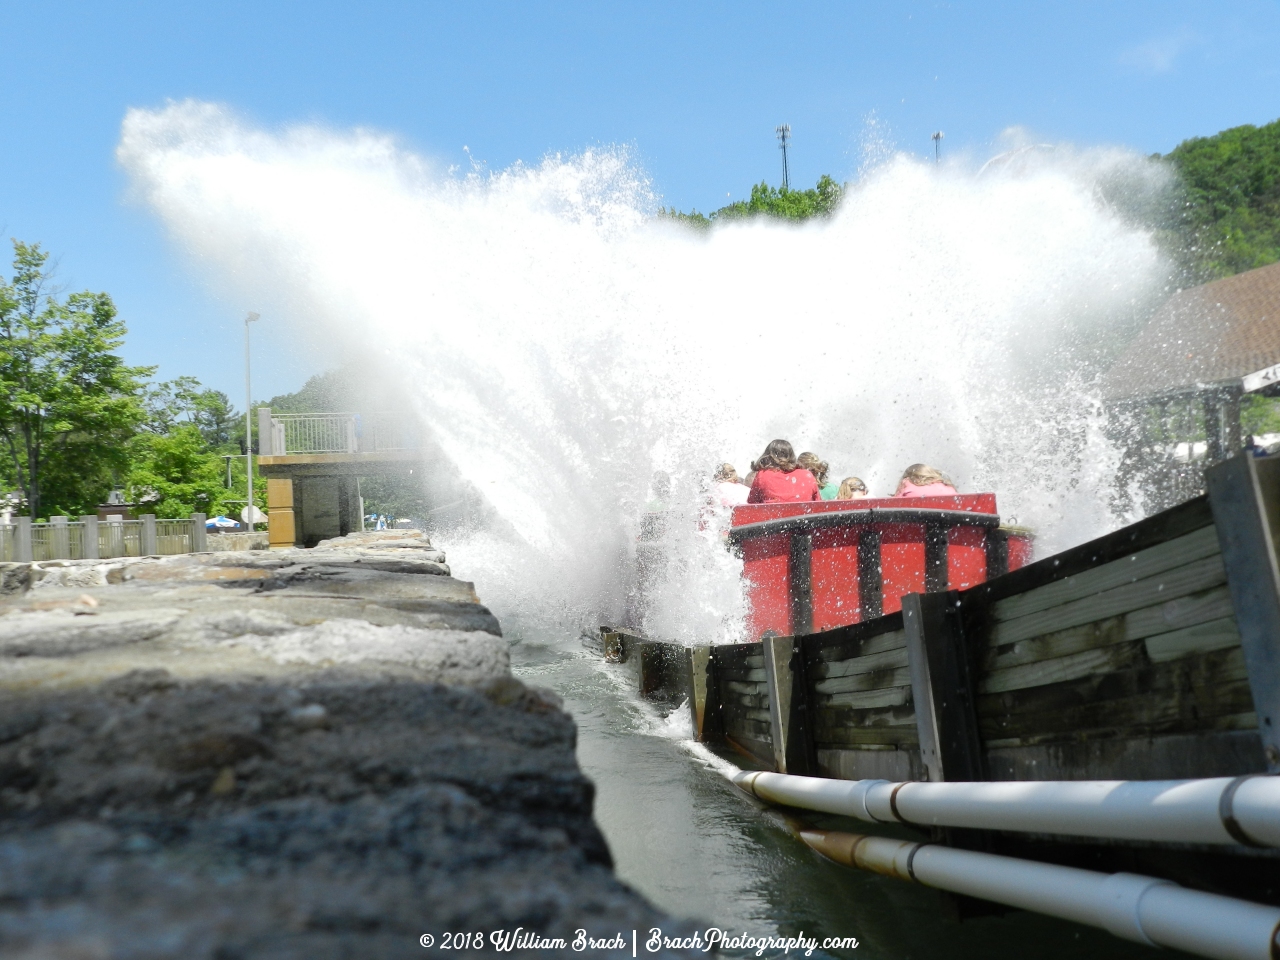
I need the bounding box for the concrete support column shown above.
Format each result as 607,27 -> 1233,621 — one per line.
141,515 -> 158,556
267,478 -> 297,549
191,514 -> 208,553
15,517 -> 32,562
80,516 -> 99,560
51,516 -> 70,559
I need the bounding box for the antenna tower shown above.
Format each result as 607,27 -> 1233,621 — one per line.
776,124 -> 791,191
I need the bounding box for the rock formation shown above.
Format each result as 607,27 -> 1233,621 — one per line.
0,531 -> 696,958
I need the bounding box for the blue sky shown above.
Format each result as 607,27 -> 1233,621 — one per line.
2,1 -> 1279,401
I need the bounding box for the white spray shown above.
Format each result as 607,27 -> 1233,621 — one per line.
118,101 -> 1174,643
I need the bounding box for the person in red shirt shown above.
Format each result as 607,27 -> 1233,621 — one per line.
747,439 -> 822,503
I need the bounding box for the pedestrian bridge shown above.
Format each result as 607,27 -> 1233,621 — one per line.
256,409 -> 425,548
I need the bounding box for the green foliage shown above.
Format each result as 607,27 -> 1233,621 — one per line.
1242,394 -> 1280,437
1162,118 -> 1280,278
0,241 -> 152,517
125,423 -> 232,517
664,175 -> 844,228
144,376 -> 240,451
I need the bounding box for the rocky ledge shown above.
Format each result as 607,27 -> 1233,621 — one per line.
0,531 -> 693,958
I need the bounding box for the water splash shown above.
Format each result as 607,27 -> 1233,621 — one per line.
118,100 -> 1175,642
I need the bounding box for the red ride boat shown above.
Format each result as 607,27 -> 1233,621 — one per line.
727,494 -> 1032,640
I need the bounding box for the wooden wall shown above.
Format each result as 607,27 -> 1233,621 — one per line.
801,614 -> 923,782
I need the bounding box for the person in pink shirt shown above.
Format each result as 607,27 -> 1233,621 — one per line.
747,440 -> 822,503
712,463 -> 751,508
891,463 -> 958,498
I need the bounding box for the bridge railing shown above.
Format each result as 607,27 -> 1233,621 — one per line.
258,409 -> 421,456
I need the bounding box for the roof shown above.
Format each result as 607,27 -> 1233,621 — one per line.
1100,260 -> 1280,401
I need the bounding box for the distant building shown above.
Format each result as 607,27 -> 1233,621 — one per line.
1102,261 -> 1280,511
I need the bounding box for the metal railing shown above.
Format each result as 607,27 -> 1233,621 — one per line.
0,514 -> 209,562
259,409 -> 421,456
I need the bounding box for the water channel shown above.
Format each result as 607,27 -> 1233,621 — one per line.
511,633 -> 1182,960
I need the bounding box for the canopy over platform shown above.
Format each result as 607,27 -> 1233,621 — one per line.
1101,262 -> 1280,511
1101,261 -> 1280,402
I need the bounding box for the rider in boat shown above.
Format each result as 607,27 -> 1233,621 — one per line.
747,440 -> 822,503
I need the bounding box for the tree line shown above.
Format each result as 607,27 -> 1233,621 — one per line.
666,119 -> 1280,285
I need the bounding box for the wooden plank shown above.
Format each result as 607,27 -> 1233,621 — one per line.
1144,616 -> 1241,663
819,685 -> 912,709
813,666 -> 913,696
977,646 -> 1250,725
814,703 -> 918,729
1124,584 -> 1236,641
968,495 -> 1215,607
984,585 -> 1235,673
989,553 -> 1226,648
992,525 -> 1220,623
803,613 -> 905,663
717,667 -> 768,683
812,646 -> 910,681
980,640 -> 1147,695
723,715 -> 773,738
718,652 -> 764,668
812,725 -> 920,747
812,630 -> 908,668
981,685 -> 1258,747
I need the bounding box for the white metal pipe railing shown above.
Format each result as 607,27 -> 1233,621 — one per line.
800,829 -> 1280,960
734,770 -> 1280,848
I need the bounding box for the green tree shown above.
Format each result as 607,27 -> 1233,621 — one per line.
0,241 -> 151,518
126,423 -> 231,517
1161,118 -> 1280,278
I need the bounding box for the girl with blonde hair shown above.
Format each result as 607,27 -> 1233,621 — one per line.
892,463 -> 958,498
836,476 -> 869,500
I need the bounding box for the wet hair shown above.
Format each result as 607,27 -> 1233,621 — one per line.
797,452 -> 829,486
751,439 -> 797,473
901,463 -> 951,487
713,463 -> 740,483
837,476 -> 867,499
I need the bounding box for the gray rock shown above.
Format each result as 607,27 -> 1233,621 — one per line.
0,534 -> 700,958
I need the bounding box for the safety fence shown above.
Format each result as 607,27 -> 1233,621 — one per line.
258,409 -> 421,456
0,514 -> 209,562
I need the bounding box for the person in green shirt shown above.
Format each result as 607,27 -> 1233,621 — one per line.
798,452 -> 839,500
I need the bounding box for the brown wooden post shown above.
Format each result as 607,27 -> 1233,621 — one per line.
685,645 -> 723,742
762,635 -> 816,774
903,591 -> 985,782
1206,454 -> 1280,772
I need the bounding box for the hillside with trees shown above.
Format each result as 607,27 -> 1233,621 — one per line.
666,174 -> 844,227
1160,117 -> 1280,280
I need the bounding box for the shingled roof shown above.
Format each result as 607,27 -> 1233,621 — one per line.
1101,260 -> 1280,401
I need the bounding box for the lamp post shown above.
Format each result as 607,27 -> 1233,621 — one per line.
244,312 -> 260,530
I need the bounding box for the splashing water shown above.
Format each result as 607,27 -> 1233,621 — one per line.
118,101 -> 1175,643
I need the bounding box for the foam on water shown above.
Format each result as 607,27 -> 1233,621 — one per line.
118,101 -> 1175,642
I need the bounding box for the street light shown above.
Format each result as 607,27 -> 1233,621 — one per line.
244,312 -> 260,530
